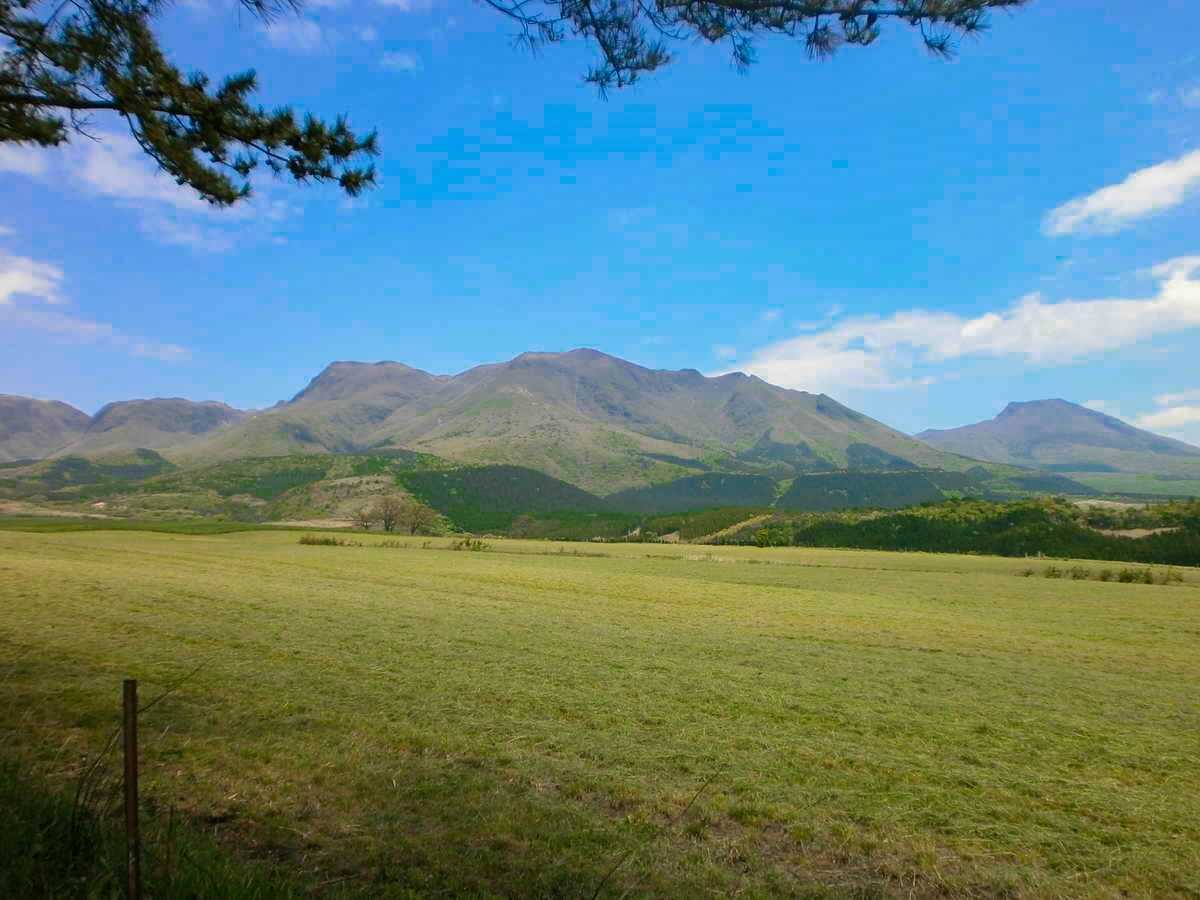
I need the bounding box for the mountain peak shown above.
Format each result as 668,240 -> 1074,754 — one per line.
919,398 -> 1200,474
289,360 -> 436,405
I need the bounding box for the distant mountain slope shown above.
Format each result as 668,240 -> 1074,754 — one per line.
0,395 -> 89,462
186,349 -> 971,492
55,399 -> 247,456
917,400 -> 1200,478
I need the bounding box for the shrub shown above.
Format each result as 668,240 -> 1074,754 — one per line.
1098,569 -> 1114,582
1043,565 -> 1063,579
298,534 -> 359,547
1070,566 -> 1091,580
449,537 -> 490,552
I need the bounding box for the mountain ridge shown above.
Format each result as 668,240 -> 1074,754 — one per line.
9,352 -> 1187,495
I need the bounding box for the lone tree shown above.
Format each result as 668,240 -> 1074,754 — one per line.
398,498 -> 438,536
2,0 -> 1026,203
352,505 -> 376,531
372,495 -> 405,533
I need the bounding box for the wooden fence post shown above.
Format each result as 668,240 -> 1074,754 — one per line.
123,679 -> 141,900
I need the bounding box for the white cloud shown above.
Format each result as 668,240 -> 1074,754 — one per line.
727,256 -> 1200,395
0,250 -> 189,360
760,308 -> 782,323
73,132 -> 210,213
264,18 -> 324,53
1135,405 -> 1200,431
380,50 -> 421,72
358,25 -> 379,41
1,130 -> 293,252
1155,388 -> 1200,407
1180,86 -> 1200,108
1044,150 -> 1200,236
0,225 -> 15,237
0,144 -> 48,177
0,250 -> 64,307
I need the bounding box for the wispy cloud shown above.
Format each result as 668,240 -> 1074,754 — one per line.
792,304 -> 843,332
0,249 -> 64,307
0,144 -> 48,177
1044,150 -> 1200,236
74,132 -> 209,212
713,344 -> 738,361
4,130 -> 292,252
1128,388 -> 1200,444
376,0 -> 435,10
142,215 -> 236,253
1135,404 -> 1200,433
380,50 -> 421,71
264,18 -> 324,52
0,248 -> 189,361
1155,388 -> 1200,407
727,256 -> 1200,395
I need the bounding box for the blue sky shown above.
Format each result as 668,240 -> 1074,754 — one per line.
3,0 -> 1200,443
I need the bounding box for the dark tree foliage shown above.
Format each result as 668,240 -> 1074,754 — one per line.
483,0 -> 1028,92
0,0 -> 377,204
745,499 -> 1200,567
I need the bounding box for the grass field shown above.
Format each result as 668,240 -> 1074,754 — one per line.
2,531 -> 1198,897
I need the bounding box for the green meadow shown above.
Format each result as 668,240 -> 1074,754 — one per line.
1,530 -> 1198,897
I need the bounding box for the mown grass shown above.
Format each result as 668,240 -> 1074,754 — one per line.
1,531 -> 1198,897
0,516 -> 300,534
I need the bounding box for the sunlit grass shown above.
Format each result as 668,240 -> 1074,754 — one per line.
1,531 -> 1198,897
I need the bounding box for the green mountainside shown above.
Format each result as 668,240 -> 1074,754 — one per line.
183,349 -> 974,492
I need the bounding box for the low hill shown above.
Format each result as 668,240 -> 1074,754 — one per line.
399,465 -> 610,532
0,395 -> 89,461
740,498 -> 1200,567
606,474 -> 779,515
918,400 -> 1200,481
776,471 -> 944,511
0,449 -> 175,499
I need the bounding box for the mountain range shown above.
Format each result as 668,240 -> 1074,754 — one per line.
3,352 -> 1198,497
1,350 -> 968,492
